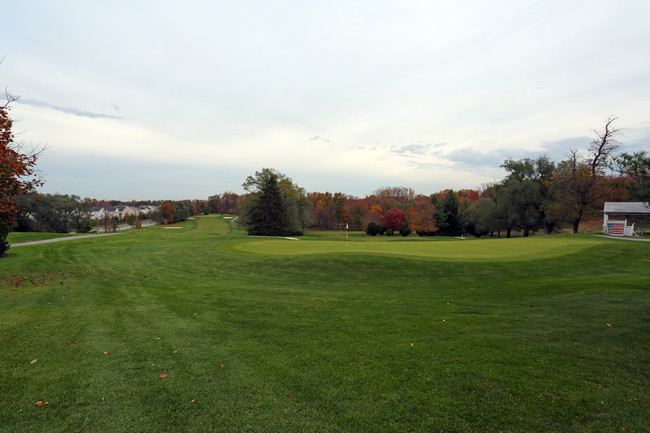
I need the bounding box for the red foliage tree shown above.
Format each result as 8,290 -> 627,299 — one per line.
382,208 -> 407,232
1,93 -> 43,253
158,200 -> 176,224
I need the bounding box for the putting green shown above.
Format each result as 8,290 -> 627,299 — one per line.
230,236 -> 601,261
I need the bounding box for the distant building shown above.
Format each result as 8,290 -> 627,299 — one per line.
90,205 -> 159,221
603,202 -> 650,236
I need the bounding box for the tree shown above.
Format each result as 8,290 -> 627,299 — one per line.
466,197 -> 498,237
70,199 -> 93,233
500,156 -> 559,235
557,117 -> 621,233
382,208 -> 407,232
240,168 -> 308,236
13,194 -> 94,233
407,195 -> 437,236
1,91 -> 43,253
308,192 -> 336,229
614,151 -> 650,201
435,190 -> 462,236
158,200 -> 176,224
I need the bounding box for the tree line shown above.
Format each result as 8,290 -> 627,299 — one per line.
2,90 -> 648,254
236,119 -> 648,237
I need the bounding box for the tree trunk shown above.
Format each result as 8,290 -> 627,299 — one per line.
506,228 -> 512,238
572,219 -> 580,233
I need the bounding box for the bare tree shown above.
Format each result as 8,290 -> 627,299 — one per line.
558,117 -> 622,233
589,116 -> 620,175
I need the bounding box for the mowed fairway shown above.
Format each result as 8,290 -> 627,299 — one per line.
1,216 -> 649,433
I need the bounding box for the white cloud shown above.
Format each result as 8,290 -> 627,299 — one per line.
2,0 -> 650,199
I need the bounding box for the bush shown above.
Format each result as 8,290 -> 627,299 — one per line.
398,224 -> 411,237
385,228 -> 394,236
366,222 -> 383,236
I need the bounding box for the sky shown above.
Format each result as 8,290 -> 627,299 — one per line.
2,0 -> 649,200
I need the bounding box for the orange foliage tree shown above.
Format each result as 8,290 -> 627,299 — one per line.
407,195 -> 437,235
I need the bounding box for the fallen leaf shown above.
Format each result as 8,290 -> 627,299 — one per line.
221,364 -> 224,368
410,342 -> 414,346
606,323 -> 612,327
104,352 -> 108,355
159,374 -> 168,378
35,401 -> 43,406
30,359 -> 38,364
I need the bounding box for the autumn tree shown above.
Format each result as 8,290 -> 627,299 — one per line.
556,117 -> 621,233
158,200 -> 176,224
1,90 -> 43,254
382,208 -> 407,232
309,192 -> 336,229
208,191 -> 240,214
347,200 -> 367,231
407,195 -> 437,236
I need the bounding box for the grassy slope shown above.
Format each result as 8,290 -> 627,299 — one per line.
0,216 -> 648,432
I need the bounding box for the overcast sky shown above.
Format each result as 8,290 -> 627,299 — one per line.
3,1 -> 649,200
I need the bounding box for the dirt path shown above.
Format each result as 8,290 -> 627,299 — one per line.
10,233 -> 124,247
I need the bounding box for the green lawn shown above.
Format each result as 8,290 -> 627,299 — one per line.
1,216 -> 648,432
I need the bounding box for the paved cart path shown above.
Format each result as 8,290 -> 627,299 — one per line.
10,233 -> 124,247
594,235 -> 650,242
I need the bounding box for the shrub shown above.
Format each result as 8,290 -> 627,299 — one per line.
366,222 -> 383,236
398,224 -> 411,237
385,228 -> 394,236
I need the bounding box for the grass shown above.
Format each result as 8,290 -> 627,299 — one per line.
1,215 -> 648,432
231,234 -> 601,261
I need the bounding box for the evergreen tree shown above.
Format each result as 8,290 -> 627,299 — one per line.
436,190 -> 463,236
240,168 -> 308,236
246,171 -> 287,235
